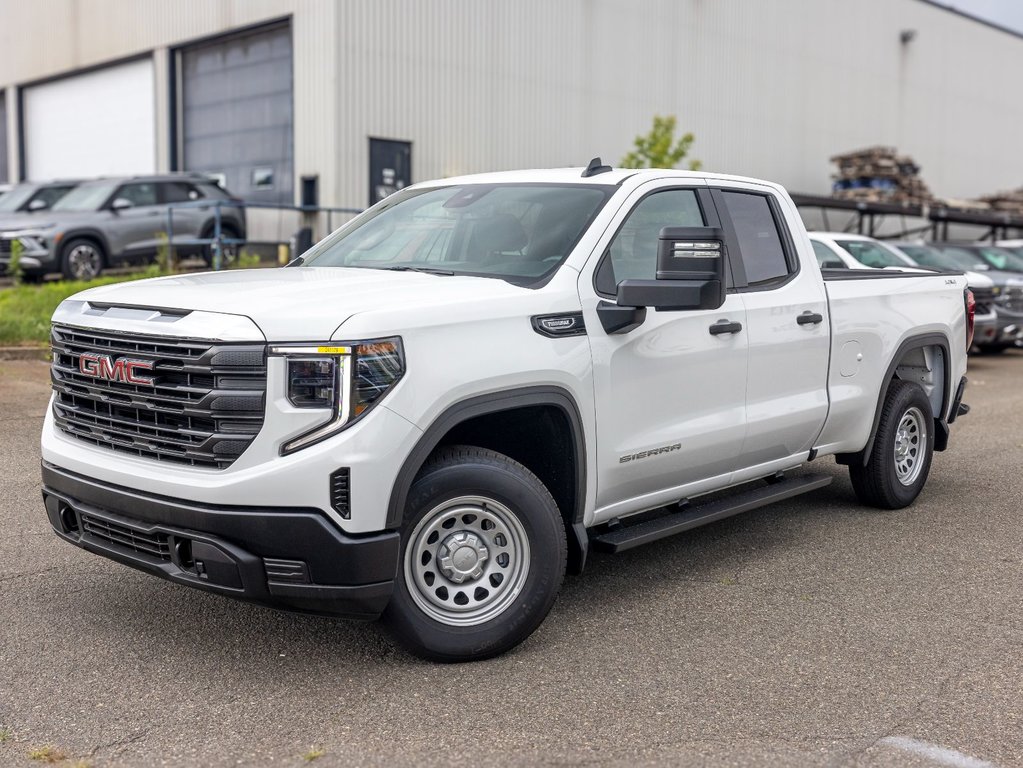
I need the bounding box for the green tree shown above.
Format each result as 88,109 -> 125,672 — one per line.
620,115 -> 701,171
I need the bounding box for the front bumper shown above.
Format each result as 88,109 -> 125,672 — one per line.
41,462 -> 399,619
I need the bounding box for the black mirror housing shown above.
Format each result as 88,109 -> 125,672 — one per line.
616,226 -> 727,311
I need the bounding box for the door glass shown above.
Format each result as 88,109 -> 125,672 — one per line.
811,240 -> 846,268
722,191 -> 790,284
116,183 -> 157,207
162,182 -> 199,204
596,189 -> 704,294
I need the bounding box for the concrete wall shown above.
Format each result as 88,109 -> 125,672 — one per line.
1,0 -> 1021,211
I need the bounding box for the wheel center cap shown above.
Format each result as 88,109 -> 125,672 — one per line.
438,531 -> 489,583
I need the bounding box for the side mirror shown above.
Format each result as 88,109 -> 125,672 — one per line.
110,198 -> 133,211
27,199 -> 48,211
616,226 -> 727,311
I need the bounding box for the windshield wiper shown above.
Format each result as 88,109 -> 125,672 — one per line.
377,265 -> 455,276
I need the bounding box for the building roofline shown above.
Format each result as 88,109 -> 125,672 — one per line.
915,0 -> 1023,42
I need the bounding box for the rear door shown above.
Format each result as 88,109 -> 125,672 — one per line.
160,181 -> 206,247
580,181 -> 750,523
713,183 -> 830,475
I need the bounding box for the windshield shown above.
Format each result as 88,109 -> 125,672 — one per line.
896,244 -> 963,270
974,245 -> 1023,272
301,184 -> 612,284
0,185 -> 37,212
935,246 -> 993,271
835,240 -> 911,268
52,182 -> 117,212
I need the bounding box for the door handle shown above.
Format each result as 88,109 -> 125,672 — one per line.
796,311 -> 824,326
709,319 -> 743,335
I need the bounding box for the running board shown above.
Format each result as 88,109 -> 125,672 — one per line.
591,473 -> 833,553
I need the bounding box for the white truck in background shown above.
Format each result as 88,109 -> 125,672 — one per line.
41,162 -> 972,661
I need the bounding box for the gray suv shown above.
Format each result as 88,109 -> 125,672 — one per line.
0,174 -> 246,281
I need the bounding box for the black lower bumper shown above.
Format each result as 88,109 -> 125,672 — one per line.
41,462 -> 398,619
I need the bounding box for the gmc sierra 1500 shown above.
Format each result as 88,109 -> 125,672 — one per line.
41,162 -> 971,661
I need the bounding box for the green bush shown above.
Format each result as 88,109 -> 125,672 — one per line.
0,269 -> 161,346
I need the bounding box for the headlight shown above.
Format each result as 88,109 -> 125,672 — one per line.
271,338 -> 404,454
991,286 -> 1002,295
16,235 -> 46,251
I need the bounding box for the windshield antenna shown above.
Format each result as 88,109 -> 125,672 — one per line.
581,157 -> 613,178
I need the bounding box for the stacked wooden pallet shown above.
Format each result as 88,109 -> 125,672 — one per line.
830,146 -> 934,206
976,188 -> 1023,215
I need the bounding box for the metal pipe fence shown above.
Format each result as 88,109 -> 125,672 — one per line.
164,200 -> 364,270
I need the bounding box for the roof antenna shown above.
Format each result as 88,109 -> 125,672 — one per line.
581,157 -> 613,178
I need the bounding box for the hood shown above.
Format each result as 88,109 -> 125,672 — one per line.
69,266 -> 533,341
0,209 -> 98,233
0,215 -> 55,233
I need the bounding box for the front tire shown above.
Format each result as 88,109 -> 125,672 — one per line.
384,446 -> 567,662
849,379 -> 935,509
61,238 -> 105,281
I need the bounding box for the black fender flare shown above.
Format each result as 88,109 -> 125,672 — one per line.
837,332 -> 953,466
386,385 -> 589,571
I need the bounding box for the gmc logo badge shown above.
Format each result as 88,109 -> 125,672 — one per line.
78,353 -> 155,386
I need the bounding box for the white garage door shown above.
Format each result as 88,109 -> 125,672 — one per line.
23,58 -> 155,180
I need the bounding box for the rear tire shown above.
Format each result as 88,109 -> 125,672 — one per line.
384,446 -> 567,662
849,379 -> 935,509
201,224 -> 241,267
61,238 -> 105,281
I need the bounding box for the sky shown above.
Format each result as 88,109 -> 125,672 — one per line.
931,0 -> 1023,34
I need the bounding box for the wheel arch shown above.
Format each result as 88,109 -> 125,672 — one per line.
60,229 -> 111,261
387,386 -> 589,573
837,332 -> 952,467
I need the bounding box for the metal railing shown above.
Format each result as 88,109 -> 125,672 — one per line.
164,199 -> 364,270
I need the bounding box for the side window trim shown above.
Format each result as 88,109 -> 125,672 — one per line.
592,185 -> 723,299
711,187 -> 799,292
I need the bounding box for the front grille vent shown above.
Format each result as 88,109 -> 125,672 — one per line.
81,513 -> 171,562
330,468 -> 351,519
50,324 -> 267,469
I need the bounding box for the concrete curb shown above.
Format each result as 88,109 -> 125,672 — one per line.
0,346 -> 49,361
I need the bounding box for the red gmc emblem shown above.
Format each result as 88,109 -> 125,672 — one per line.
78,353 -> 155,386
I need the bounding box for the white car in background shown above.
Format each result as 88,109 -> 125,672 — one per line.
809,233 -> 998,352
808,232 -> 927,272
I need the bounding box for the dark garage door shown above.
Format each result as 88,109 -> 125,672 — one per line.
179,23 -> 293,204
0,91 -> 7,183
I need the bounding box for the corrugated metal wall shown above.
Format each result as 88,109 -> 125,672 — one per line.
1,0 -> 1021,212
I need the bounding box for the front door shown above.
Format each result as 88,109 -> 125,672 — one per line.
105,181 -> 163,258
579,182 -> 750,524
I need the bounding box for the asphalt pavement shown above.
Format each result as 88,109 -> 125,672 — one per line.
1,355 -> 1021,767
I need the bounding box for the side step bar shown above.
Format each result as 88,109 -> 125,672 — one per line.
591,473 -> 833,553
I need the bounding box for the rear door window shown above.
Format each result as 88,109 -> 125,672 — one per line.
161,182 -> 201,204
720,191 -> 791,285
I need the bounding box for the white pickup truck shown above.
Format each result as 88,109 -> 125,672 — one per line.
41,163 -> 972,661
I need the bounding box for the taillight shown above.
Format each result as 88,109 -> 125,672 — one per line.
965,288 -> 976,350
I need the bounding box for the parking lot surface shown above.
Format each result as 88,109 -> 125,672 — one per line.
1,355 -> 1021,767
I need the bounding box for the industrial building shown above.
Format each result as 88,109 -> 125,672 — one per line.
1,0 -> 1021,227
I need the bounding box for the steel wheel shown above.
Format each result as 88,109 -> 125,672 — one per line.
404,495 -> 530,627
66,242 -> 102,280
893,406 -> 926,486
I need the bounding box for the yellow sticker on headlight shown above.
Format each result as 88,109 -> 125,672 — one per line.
316,346 -> 351,355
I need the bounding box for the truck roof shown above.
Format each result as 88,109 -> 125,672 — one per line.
416,166 -> 782,191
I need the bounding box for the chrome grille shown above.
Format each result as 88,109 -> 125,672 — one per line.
51,324 -> 266,469
1000,286 -> 1023,314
